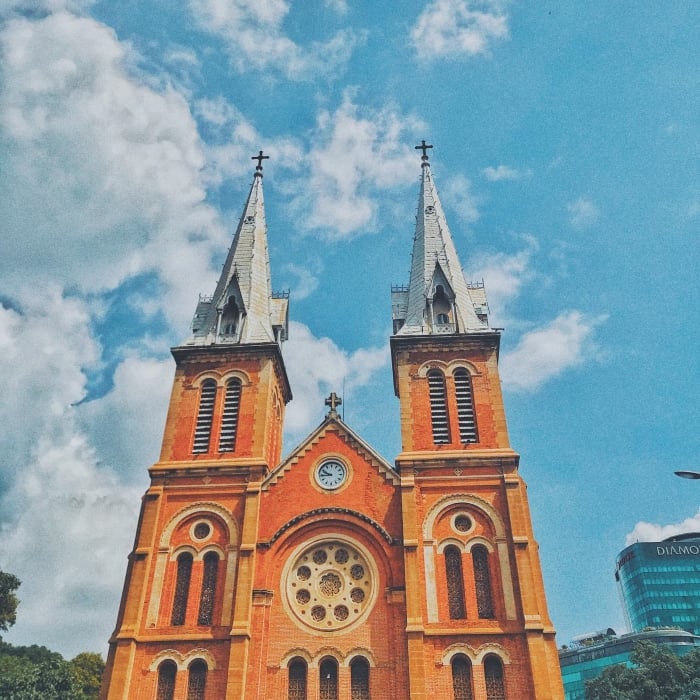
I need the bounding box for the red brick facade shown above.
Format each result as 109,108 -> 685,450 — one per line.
100,323 -> 564,699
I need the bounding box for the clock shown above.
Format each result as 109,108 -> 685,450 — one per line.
315,459 -> 347,490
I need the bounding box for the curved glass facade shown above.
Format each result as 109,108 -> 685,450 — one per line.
615,535 -> 700,634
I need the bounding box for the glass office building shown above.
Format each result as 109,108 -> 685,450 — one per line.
559,629 -> 700,700
615,533 -> 700,634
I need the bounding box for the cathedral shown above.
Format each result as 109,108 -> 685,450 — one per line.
100,145 -> 564,699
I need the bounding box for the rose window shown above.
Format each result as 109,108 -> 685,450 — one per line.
285,540 -> 375,632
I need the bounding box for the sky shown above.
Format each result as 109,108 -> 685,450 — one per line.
0,0 -> 698,660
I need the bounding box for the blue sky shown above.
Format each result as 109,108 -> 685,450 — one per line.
0,0 -> 698,658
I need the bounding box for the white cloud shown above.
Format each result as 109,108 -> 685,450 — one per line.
467,239 -> 537,323
282,322 -> 387,442
626,509 -> 700,545
287,94 -> 424,239
0,12 -> 227,329
482,164 -> 531,181
499,311 -> 606,391
411,0 -> 509,61
442,173 -> 480,223
0,291 -> 143,656
188,0 -> 360,80
0,0 -> 94,16
286,262 -> 321,301
567,197 -> 600,229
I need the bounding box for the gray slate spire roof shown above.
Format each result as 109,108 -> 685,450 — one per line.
392,151 -> 489,336
186,158 -> 289,346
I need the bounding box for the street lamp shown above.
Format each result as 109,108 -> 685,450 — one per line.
675,471 -> 700,480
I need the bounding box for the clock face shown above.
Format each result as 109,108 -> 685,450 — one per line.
315,460 -> 347,490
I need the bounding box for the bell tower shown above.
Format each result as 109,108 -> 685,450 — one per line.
390,143 -> 564,699
100,153 -> 292,700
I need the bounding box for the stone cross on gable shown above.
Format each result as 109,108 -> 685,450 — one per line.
325,392 -> 342,418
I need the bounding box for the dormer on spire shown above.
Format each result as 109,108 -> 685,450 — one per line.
392,144 -> 489,336
187,152 -> 289,346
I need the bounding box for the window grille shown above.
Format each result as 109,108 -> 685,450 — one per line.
445,545 -> 466,619
484,656 -> 506,700
156,661 -> 177,700
350,657 -> 371,700
427,370 -> 450,444
218,378 -> 241,452
319,658 -> 339,700
451,655 -> 473,700
171,552 -> 193,626
473,545 -> 495,619
197,552 -> 219,625
193,380 -> 216,453
186,660 -> 207,700
454,369 -> 478,443
288,659 -> 307,700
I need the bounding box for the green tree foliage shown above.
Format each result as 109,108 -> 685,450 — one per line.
586,640 -> 700,700
0,641 -> 105,700
0,569 -> 21,632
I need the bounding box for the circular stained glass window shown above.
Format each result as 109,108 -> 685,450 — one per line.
284,540 -> 375,632
454,514 -> 473,533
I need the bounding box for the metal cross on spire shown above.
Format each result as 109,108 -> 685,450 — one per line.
252,150 -> 269,175
325,392 -> 342,418
415,140 -> 433,164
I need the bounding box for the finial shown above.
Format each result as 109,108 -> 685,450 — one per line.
324,392 -> 342,419
252,150 -> 269,177
415,140 -> 433,166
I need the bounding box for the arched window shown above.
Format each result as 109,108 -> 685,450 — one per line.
197,552 -> 219,625
427,370 -> 450,444
186,659 -> 207,700
473,545 -> 495,619
156,660 -> 177,700
193,380 -> 217,454
319,658 -> 339,700
451,655 -> 473,700
484,656 -> 506,700
445,545 -> 466,619
171,552 -> 193,626
350,657 -> 371,700
288,658 -> 307,700
454,369 -> 478,443
218,378 -> 242,452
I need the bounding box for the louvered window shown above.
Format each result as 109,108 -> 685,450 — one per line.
350,657 -> 370,700
451,655 -> 473,700
186,660 -> 207,700
445,545 -> 466,619
454,369 -> 478,443
319,658 -> 338,700
197,552 -> 219,625
193,380 -> 217,454
171,552 -> 193,626
288,659 -> 307,700
473,545 -> 495,619
218,378 -> 241,452
484,656 -> 506,700
156,661 -> 176,700
427,370 -> 450,444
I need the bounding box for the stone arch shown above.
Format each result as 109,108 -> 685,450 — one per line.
464,536 -> 495,554
475,644 -> 511,665
344,648 -> 377,668
280,649 -> 314,669
159,502 -> 238,548
423,494 -> 505,541
442,643 -> 479,665
149,649 -> 185,671
183,648 -> 217,670
444,359 -> 480,377
437,537 -> 467,554
220,369 -> 252,387
191,371 -> 222,388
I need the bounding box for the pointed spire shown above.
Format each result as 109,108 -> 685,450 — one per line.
187,152 -> 289,346
392,144 -> 488,336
